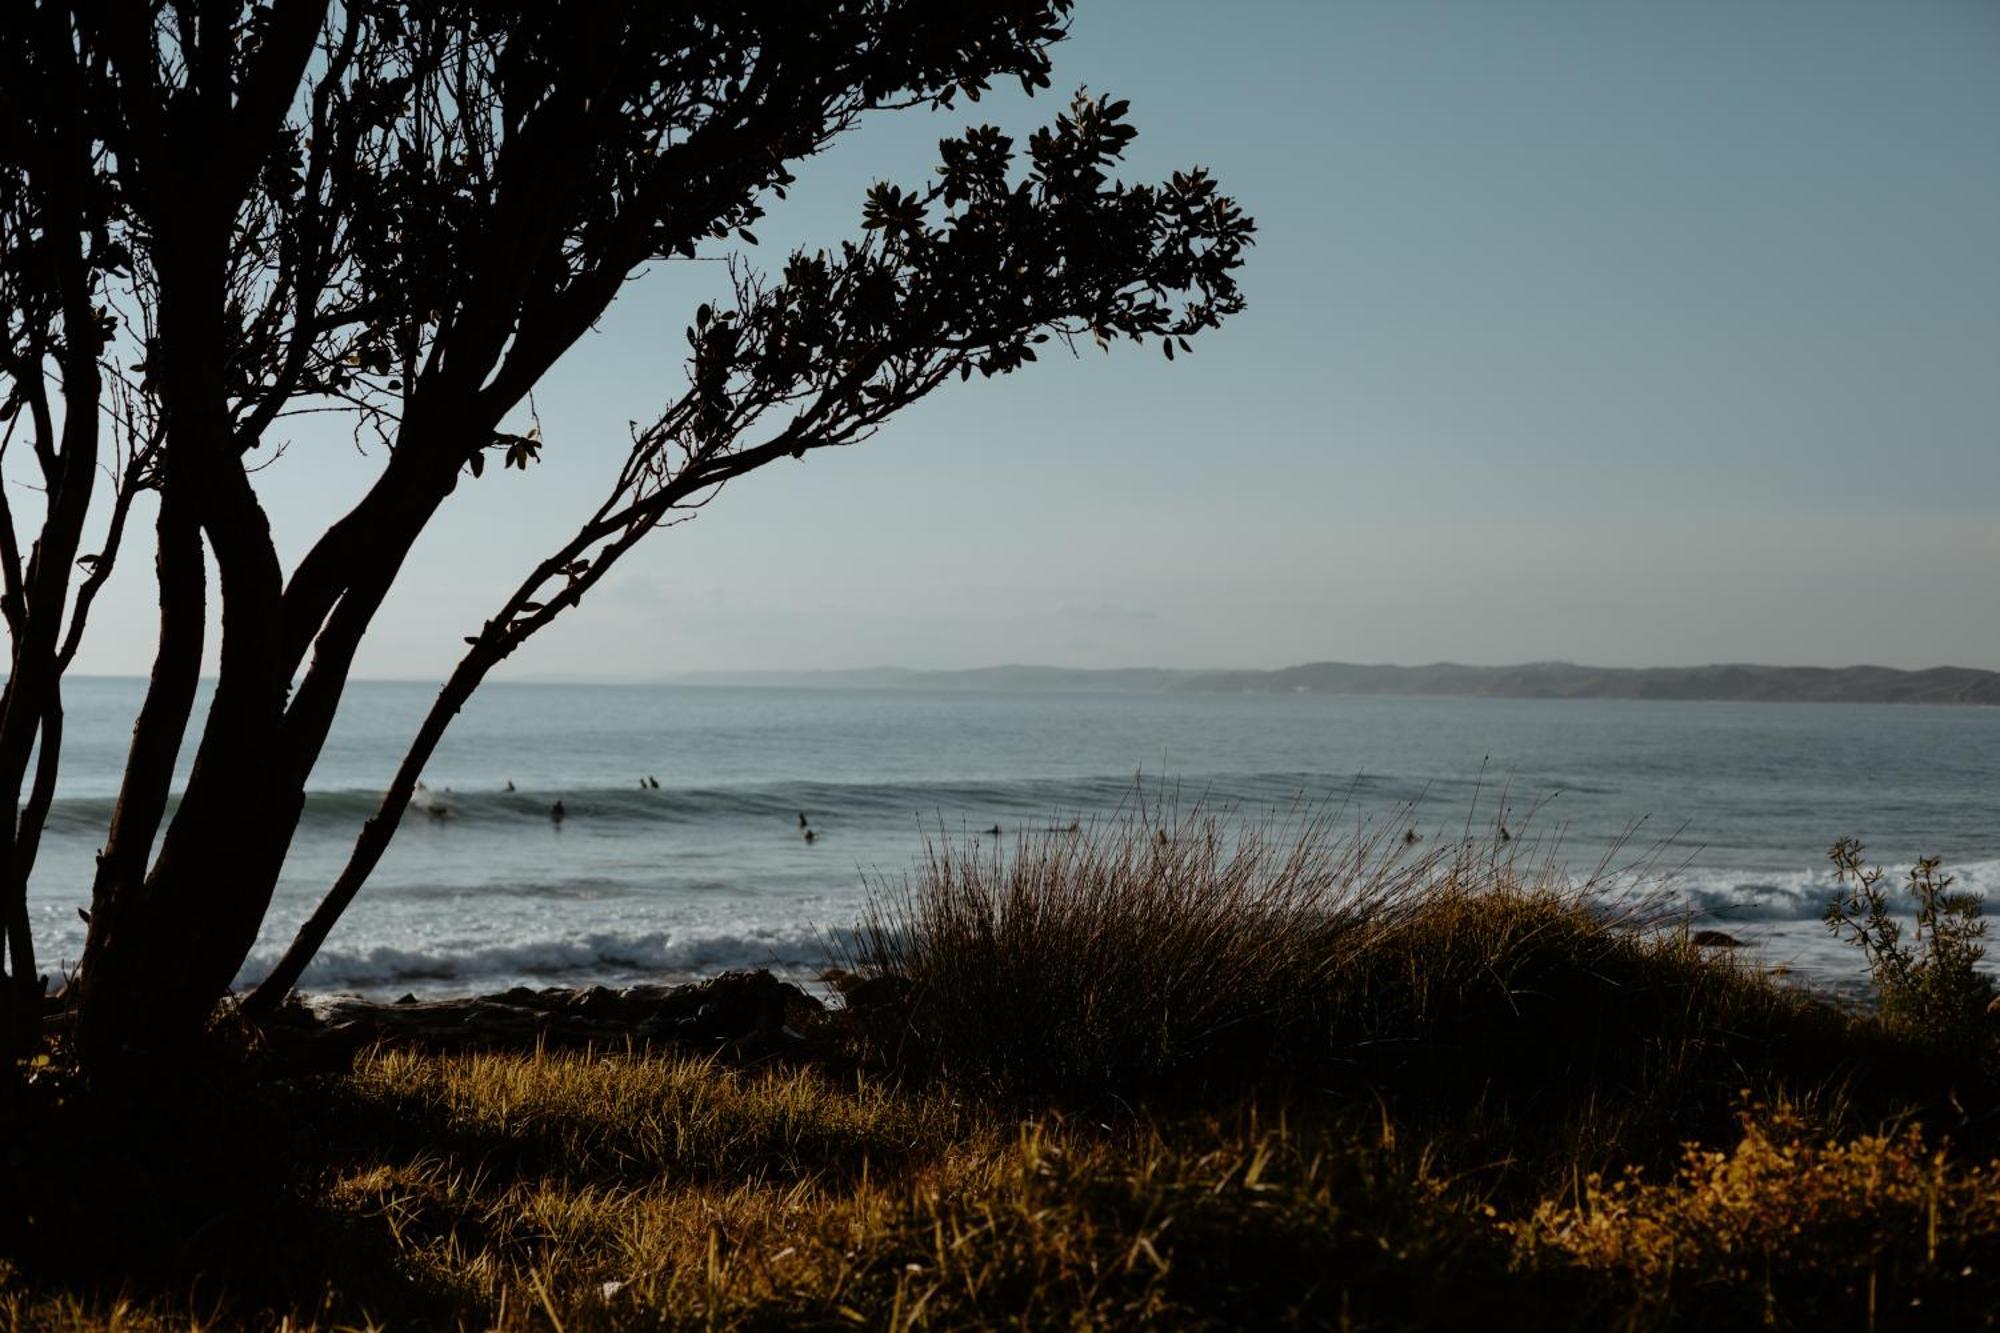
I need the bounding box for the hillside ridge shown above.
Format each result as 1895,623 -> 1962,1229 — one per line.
671,661 -> 2000,705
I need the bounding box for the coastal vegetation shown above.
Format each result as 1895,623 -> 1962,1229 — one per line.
4,816 -> 1994,1329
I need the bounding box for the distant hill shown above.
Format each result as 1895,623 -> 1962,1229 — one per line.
1176,662 -> 2000,705
673,661 -> 2000,705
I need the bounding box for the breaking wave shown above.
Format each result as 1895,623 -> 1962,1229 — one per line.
236,923 -> 831,996
1650,858 -> 2000,925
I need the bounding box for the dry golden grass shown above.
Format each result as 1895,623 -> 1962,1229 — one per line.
347,1044 -> 962,1186
9,1035 -> 2000,1329
325,1053 -> 1499,1330
1514,1104 -> 2000,1325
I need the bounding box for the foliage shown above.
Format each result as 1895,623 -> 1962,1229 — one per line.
1824,837 -> 1993,1049
326,1069 -> 1486,1330
1515,1104 -> 2000,1327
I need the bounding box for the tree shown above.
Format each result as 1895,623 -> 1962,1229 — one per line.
0,1 -> 1252,1063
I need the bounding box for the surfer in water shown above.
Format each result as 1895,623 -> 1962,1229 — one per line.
551,800 -> 566,824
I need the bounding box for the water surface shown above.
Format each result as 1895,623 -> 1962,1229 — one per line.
27,678 -> 1999,996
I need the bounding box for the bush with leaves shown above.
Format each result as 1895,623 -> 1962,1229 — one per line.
1824,837 -> 1993,1050
1514,1102 -> 2000,1326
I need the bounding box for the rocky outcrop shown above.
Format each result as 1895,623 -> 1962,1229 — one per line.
258,970 -> 833,1063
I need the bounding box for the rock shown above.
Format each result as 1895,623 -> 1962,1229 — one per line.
819,970 -> 916,1066
1691,930 -> 1742,949
840,974 -> 914,1011
262,991 -> 322,1030
568,986 -> 623,1018
261,969 -> 827,1062
656,970 -> 824,1050
822,968 -> 913,1008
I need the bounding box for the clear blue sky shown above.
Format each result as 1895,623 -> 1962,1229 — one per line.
68,0 -> 2000,677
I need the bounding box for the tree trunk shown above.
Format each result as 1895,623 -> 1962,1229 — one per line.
0,373 -> 100,1051
74,472 -> 288,1052
73,475 -> 206,1060
71,211 -> 291,1054
74,432 -> 467,1054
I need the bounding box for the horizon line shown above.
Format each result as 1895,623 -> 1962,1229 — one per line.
44,658 -> 2000,685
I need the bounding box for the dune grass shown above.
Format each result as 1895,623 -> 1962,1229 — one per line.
840,811 -> 1951,1194
3,813 -> 1996,1329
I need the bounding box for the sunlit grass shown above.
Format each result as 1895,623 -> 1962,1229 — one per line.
1513,1104 -> 2000,1323
327,1059 -> 1498,1330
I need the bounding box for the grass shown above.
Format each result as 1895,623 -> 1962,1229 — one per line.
842,810 -> 1957,1193
2,813 -> 1995,1329
840,805 -> 1418,1102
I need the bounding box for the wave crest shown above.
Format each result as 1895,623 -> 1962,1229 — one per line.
235,924 -> 829,995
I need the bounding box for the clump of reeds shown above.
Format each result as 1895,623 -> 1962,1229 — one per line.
837,803 -> 1937,1189
840,803 -> 1442,1101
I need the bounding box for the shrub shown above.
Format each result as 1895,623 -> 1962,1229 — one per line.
1824,838 -> 1994,1050
1514,1104 -> 2000,1326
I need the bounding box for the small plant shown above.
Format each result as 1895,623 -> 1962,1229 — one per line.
1824,837 -> 1993,1046
1513,1105 -> 2000,1324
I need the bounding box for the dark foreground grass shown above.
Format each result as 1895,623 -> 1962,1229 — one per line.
4,817 -> 1997,1330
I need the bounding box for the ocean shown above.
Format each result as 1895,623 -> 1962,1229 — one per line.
23,677 -> 2000,999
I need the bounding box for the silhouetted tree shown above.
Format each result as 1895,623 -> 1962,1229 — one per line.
0,1 -> 1251,1062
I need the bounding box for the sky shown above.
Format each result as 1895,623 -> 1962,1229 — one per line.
60,0 -> 2000,678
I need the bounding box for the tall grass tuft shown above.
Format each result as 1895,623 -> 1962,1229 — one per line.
838,805 -> 1941,1188
842,804 -> 1438,1102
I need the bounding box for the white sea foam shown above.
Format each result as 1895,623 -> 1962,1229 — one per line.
1640,857 -> 2000,925
237,924 -> 831,995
